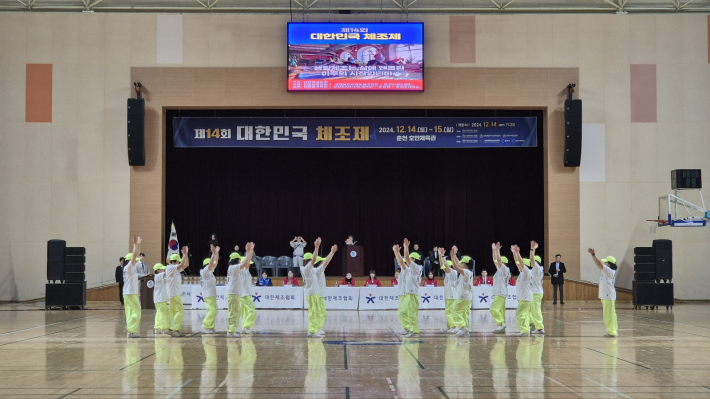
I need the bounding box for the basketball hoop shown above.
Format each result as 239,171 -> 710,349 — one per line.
646,220 -> 664,234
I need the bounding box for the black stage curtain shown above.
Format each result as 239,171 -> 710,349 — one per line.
165,109 -> 544,277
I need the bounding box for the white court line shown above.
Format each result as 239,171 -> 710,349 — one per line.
618,313 -> 710,331
546,376 -> 583,397
0,314 -> 103,336
165,378 -> 193,399
585,378 -> 632,399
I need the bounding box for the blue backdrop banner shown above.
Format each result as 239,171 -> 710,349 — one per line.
172,117 -> 538,148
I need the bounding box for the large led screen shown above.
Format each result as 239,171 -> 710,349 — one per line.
287,22 -> 424,92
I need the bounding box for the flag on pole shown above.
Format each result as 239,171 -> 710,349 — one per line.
167,222 -> 179,260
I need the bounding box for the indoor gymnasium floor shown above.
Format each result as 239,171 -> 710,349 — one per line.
0,301 -> 709,399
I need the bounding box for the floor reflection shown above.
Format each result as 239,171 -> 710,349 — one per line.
305,339 -> 327,396
397,339 -> 422,398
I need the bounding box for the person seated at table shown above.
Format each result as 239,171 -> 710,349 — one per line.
365,270 -> 382,287
339,272 -> 356,287
283,270 -> 299,286
474,269 -> 493,286
509,277 -> 517,286
391,269 -> 401,286
257,271 -> 272,286
424,271 -> 438,286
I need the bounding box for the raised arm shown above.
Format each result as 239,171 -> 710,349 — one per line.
129,236 -> 141,267
510,245 -> 524,272
178,246 -> 190,271
403,238 -> 411,266
438,247 -> 450,274
393,244 -> 406,270
209,245 -> 219,272
529,241 -> 538,268
322,244 -> 338,269
587,248 -> 604,270
492,242 -> 503,269
241,242 -> 255,269
450,246 -> 464,274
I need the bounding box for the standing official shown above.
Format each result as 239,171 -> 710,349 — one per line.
548,254 -> 566,304
135,253 -> 150,278
115,257 -> 125,305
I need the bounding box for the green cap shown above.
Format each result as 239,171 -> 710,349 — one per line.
460,256 -> 472,264
500,256 -> 509,264
203,258 -> 211,266
125,253 -> 133,261
522,258 -> 530,267
534,255 -> 541,263
317,256 -> 326,263
409,252 -> 421,260
303,252 -> 314,260
602,256 -> 617,264
229,252 -> 240,260
153,263 -> 166,271
446,260 -> 453,266
169,254 -> 181,261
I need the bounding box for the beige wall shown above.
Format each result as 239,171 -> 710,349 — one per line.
0,12 -> 708,300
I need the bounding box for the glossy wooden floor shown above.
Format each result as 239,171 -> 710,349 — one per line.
1,301 -> 709,399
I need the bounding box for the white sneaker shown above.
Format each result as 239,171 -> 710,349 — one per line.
242,328 -> 253,334
530,329 -> 537,334
604,333 -> 617,338
450,327 -> 460,334
201,328 -> 216,334
126,332 -> 141,338
227,332 -> 240,338
398,329 -> 409,335
502,323 -> 507,329
516,331 -> 530,337
309,332 -> 323,338
405,332 -> 419,338
170,330 -> 183,337
317,330 -> 325,335
532,329 -> 545,334
456,328 -> 470,337
493,325 -> 506,333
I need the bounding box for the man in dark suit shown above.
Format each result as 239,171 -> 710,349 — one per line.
115,257 -> 125,305
548,254 -> 566,304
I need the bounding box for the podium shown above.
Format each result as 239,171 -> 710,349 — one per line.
139,275 -> 155,310
342,245 -> 364,277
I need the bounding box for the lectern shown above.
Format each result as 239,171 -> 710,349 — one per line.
139,275 -> 155,310
342,245 -> 364,277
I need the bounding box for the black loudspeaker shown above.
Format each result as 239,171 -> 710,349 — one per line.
65,247 -> 86,256
633,281 -> 656,306
47,240 -> 66,281
634,272 -> 656,281
127,98 -> 145,166
655,283 -> 674,306
633,255 -> 654,264
65,263 -> 85,273
634,247 -> 653,256
563,99 -> 582,167
45,284 -> 66,307
633,263 -> 655,273
65,273 -> 85,283
653,239 -> 672,280
65,255 -> 85,264
45,283 -> 86,307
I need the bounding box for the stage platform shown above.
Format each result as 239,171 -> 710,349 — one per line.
0,301 -> 708,398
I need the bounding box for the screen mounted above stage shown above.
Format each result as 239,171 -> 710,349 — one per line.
287,22 -> 424,92
172,117 -> 537,148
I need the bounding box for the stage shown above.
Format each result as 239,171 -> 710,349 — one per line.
0,301 -> 708,398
